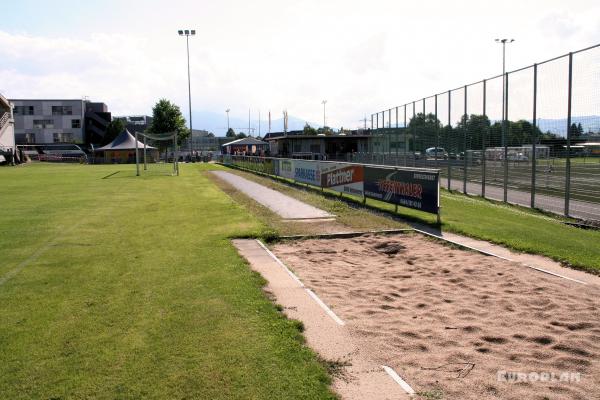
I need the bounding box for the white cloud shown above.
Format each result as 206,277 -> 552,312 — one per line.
1,0 -> 599,130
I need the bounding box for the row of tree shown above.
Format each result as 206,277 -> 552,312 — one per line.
405,112 -> 566,150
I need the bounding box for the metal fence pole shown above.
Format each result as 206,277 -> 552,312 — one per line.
531,64 -> 538,208
422,98 -> 426,167
503,72 -> 509,202
376,112 -> 379,129
463,85 -> 468,194
389,109 -> 392,128
482,79 -> 487,197
447,90 -> 451,190
435,94 -> 439,168
371,114 -> 373,130
404,105 -> 408,166
395,107 -> 398,128
412,101 -> 416,167
565,52 -> 573,216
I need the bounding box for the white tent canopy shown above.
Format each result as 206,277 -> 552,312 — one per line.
96,129 -> 156,151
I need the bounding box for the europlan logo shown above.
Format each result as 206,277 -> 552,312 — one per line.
497,370 -> 581,383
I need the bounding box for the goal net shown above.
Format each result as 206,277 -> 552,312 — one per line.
134,131 -> 180,176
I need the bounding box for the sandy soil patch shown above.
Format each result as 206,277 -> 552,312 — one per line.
272,233 -> 600,400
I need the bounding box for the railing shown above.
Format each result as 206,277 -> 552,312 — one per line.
0,111 -> 10,131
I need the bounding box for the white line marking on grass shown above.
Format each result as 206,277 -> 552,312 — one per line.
256,239 -> 305,287
382,365 -> 415,395
255,239 -> 345,326
305,288 -> 345,326
413,229 -> 587,285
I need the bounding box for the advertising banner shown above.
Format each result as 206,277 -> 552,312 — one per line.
293,160 -> 321,186
278,158 -> 295,180
364,167 -> 439,214
320,162 -> 364,197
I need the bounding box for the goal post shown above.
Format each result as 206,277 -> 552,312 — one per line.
135,131 -> 179,176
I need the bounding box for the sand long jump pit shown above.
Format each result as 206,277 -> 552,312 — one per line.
271,233 -> 600,400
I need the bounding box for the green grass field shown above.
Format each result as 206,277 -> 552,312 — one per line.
0,163 -> 336,400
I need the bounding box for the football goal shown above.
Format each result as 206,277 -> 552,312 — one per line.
134,131 -> 180,176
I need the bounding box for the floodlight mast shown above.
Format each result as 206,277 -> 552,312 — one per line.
178,28 -> 196,167
495,38 -> 515,202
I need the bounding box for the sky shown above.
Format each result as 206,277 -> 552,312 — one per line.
1,0 -> 599,134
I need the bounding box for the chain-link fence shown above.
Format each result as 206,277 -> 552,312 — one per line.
361,43 -> 600,221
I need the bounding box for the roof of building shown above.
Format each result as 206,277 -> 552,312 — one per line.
222,137 -> 269,147
264,134 -> 372,141
96,129 -> 156,151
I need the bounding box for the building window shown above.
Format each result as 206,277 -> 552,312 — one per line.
310,144 -> 321,153
52,106 -> 73,115
14,106 -> 34,115
25,133 -> 36,143
33,119 -> 54,129
53,133 -> 73,143
71,119 -> 81,128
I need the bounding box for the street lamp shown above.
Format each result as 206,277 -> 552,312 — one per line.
178,29 -> 195,159
225,109 -> 230,131
495,38 -> 514,202
321,100 -> 327,128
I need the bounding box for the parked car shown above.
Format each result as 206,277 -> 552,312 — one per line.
425,147 -> 448,159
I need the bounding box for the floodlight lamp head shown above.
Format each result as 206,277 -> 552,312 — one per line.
178,30 -> 184,35
184,29 -> 190,35
191,30 -> 196,35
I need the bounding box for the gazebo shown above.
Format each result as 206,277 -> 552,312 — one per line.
96,129 -> 158,163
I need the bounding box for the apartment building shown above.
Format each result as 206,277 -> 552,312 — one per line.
11,99 -> 111,145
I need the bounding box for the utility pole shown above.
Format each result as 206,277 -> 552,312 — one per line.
226,109 -> 230,131
321,100 -> 327,128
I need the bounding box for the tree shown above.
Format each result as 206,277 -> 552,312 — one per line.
303,123 -> 317,135
147,99 -> 189,145
316,126 -> 333,136
236,132 -> 247,139
103,118 -> 125,145
408,113 -> 441,151
207,132 -> 215,137
226,128 -> 236,137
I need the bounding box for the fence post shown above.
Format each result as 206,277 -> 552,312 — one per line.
422,98 -> 426,166
412,101 -> 416,167
565,52 -> 573,216
531,64 -> 538,209
447,90 -> 452,191
389,109 -> 392,128
404,105 -> 408,166
435,94 -> 439,168
503,72 -> 509,202
482,79 -> 487,197
463,85 -> 468,194
395,107 -> 399,128
371,114 -> 373,130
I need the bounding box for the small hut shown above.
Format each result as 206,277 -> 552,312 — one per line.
96,130 -> 158,163
222,137 -> 269,155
